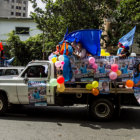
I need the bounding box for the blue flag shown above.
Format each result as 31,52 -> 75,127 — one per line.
65,29 -> 102,56
119,26 -> 136,47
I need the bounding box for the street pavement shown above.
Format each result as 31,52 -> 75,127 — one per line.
0,106 -> 140,140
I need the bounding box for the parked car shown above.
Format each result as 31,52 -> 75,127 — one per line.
0,67 -> 25,76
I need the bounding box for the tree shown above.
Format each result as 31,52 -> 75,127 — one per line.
106,0 -> 140,54
30,0 -> 117,51
6,31 -> 47,65
6,31 -> 26,65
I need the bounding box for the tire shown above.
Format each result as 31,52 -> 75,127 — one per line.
0,94 -> 8,115
89,98 -> 114,121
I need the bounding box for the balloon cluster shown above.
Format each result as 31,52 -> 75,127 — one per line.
51,55 -> 65,70
49,53 -> 66,92
49,76 -> 65,92
89,57 -> 98,70
86,81 -> 99,96
101,49 -> 110,56
109,64 -> 121,80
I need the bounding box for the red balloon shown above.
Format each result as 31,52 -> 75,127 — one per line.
57,76 -> 65,84
111,64 -> 118,72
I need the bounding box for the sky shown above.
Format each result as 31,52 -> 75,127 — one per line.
28,0 -> 45,17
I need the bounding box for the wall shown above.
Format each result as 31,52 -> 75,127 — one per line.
0,18 -> 42,43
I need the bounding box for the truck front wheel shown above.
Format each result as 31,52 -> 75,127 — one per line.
89,98 -> 114,121
0,94 -> 8,115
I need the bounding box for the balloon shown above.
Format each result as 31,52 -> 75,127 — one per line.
126,80 -> 134,87
91,88 -> 99,96
49,78 -> 57,86
101,49 -> 106,56
55,61 -> 61,68
92,63 -> 98,69
52,57 -> 57,63
105,52 -> 110,56
111,64 -> 118,72
86,84 -> 93,90
116,70 -> 122,76
48,53 -> 54,61
61,61 -> 65,65
109,72 -> 117,80
89,57 -> 95,64
101,49 -> 105,53
92,81 -> 99,88
57,76 -> 65,84
58,55 -> 64,61
57,84 -> 65,92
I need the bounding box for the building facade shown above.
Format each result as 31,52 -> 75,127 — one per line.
0,0 -> 28,18
0,17 -> 42,45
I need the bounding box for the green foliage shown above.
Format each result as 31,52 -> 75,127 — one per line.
29,0 -> 117,49
6,31 -> 25,65
6,31 -> 47,65
104,0 -> 140,53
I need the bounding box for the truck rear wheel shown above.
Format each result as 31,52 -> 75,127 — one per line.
0,94 -> 8,115
89,98 -> 114,121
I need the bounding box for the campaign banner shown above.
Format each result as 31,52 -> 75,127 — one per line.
99,78 -> 110,94
28,81 -> 47,106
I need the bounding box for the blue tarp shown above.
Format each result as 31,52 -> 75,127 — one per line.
64,29 -> 102,56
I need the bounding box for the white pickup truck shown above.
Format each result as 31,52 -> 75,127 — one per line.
0,60 -> 138,121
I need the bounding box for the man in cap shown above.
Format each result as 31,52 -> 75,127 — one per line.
117,42 -> 124,55
118,46 -> 130,58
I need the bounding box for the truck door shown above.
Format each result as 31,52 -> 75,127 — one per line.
16,64 -> 53,106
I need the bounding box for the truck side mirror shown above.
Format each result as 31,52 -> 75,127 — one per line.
24,73 -> 29,83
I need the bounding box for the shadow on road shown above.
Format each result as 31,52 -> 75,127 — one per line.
0,106 -> 140,130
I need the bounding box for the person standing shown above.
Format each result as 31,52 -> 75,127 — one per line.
118,46 -> 130,58
117,42 -> 123,55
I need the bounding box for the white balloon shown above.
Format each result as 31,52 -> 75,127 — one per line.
58,55 -> 64,61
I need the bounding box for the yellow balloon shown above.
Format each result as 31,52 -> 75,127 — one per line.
101,49 -> 106,56
101,49 -> 105,54
116,70 -> 122,76
105,52 -> 110,56
86,84 -> 93,90
57,84 -> 65,92
52,57 -> 57,63
92,81 -> 99,88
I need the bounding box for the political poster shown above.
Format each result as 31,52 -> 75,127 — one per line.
99,78 -> 110,94
28,81 -> 47,106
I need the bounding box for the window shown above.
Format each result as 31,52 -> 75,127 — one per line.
23,7 -> 26,10
16,12 -> 21,16
23,1 -> 26,4
15,27 -> 30,35
16,6 -> 21,10
23,13 -> 26,17
11,5 -> 14,9
5,69 -> 18,75
11,12 -> 14,15
0,70 -> 3,76
12,0 -> 14,3
22,65 -> 48,78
